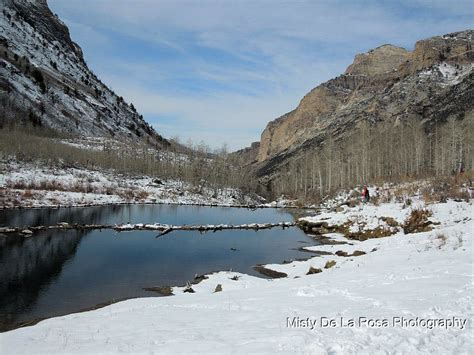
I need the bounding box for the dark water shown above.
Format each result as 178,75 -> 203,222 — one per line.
0,205 -> 316,332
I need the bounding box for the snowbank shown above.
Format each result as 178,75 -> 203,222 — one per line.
0,197 -> 472,354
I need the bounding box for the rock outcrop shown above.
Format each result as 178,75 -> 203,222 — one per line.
252,30 -> 473,179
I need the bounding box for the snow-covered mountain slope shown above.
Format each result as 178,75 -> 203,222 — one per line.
0,0 -> 167,146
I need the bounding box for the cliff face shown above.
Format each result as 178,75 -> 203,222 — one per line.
254,30 -> 473,178
256,44 -> 411,162
0,0 -> 167,145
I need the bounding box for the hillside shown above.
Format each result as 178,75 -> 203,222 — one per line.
250,30 -> 473,188
0,0 -> 167,146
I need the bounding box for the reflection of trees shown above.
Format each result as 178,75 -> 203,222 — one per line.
0,229 -> 86,331
0,204 -> 125,227
0,205 -> 132,331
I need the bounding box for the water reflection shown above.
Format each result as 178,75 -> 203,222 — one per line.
0,230 -> 85,331
0,205 -> 316,332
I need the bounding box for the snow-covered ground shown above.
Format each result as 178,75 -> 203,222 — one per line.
0,190 -> 472,354
0,160 -> 262,208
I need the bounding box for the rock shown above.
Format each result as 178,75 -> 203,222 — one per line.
306,267 -> 322,275
193,274 -> 209,283
143,286 -> 173,296
21,229 -> 33,235
345,44 -> 409,76
214,284 -> 222,293
336,250 -> 366,257
324,260 -> 337,269
253,266 -> 287,278
183,287 -> 195,293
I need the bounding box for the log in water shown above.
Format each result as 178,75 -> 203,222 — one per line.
0,221 -> 296,236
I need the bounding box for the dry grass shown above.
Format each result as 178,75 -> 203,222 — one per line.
6,179 -> 98,194
135,190 -> 149,201
435,233 -> 448,249
421,176 -> 472,203
0,128 -> 167,178
403,208 -> 433,234
115,188 -> 150,201
346,226 -> 395,241
379,216 -> 399,227
392,184 -> 420,203
335,250 -> 367,257
21,189 -> 34,198
117,188 -> 135,201
324,260 -> 337,269
306,266 -> 322,275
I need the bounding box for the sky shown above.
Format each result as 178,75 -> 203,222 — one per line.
48,0 -> 473,151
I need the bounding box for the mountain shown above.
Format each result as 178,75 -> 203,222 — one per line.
0,0 -> 167,146
249,30 -> 473,182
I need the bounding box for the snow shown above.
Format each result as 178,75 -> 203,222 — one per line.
0,193 -> 472,353
0,4 -> 160,142
0,160 -> 262,208
418,62 -> 473,86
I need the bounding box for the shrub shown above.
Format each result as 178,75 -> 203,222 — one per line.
324,260 -> 336,269
403,208 -> 433,234
31,68 -> 46,93
307,267 -> 322,275
135,190 -> 149,201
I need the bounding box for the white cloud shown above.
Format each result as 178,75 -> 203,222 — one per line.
48,0 -> 473,149
102,75 -> 301,150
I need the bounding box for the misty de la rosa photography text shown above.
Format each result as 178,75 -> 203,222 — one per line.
286,316 -> 468,330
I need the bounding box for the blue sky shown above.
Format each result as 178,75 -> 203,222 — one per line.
48,0 -> 473,150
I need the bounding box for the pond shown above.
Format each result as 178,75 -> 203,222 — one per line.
0,204 -> 317,332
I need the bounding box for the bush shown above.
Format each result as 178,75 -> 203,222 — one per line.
324,260 -> 336,269
421,177 -> 471,203
403,208 -> 433,234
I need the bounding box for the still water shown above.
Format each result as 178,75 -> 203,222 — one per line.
0,204 -> 316,331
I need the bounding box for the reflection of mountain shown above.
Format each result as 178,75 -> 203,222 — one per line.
0,230 -> 85,331
0,204 -> 131,331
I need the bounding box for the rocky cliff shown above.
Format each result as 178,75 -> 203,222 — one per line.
0,0 -> 167,145
253,30 -> 473,179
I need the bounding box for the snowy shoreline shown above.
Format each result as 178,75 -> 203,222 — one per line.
0,160 -> 269,209
0,200 -> 300,211
1,182 -> 472,353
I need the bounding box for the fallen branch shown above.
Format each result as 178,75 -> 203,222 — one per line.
0,221 -> 297,236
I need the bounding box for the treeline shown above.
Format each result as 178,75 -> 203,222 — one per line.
0,125 -> 256,197
269,113 -> 474,200
162,138 -> 258,195
2,113 -> 472,203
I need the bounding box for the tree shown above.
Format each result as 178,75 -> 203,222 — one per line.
31,69 -> 46,93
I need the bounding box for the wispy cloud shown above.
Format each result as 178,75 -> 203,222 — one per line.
49,0 -> 473,149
